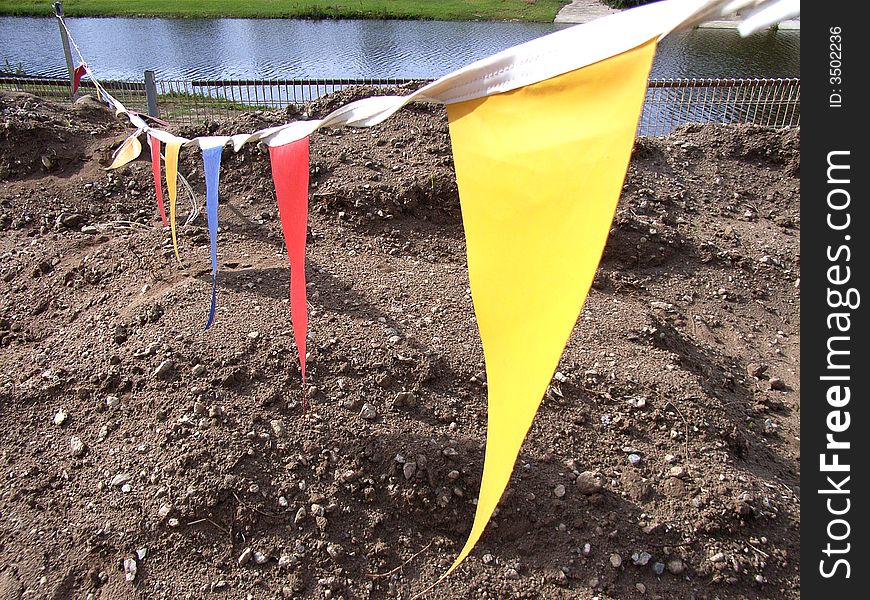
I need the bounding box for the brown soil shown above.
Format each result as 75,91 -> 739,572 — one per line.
0,89 -> 800,600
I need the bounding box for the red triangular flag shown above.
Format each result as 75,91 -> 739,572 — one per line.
268,138 -> 310,384
72,63 -> 87,95
148,134 -> 169,227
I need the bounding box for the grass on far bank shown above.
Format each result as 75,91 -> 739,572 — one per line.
1,1 -> 571,22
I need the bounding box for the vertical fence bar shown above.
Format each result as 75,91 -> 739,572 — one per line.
144,70 -> 159,117
722,80 -> 735,124
773,80 -> 783,127
748,79 -> 763,124
791,82 -> 800,127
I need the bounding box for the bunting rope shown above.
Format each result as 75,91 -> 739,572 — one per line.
55,0 -> 799,591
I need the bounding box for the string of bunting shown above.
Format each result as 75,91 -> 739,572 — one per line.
59,0 -> 798,589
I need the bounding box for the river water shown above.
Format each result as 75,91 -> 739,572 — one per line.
1,17 -> 799,81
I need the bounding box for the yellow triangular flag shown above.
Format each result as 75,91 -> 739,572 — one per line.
164,140 -> 183,262
443,38 -> 657,573
105,132 -> 142,170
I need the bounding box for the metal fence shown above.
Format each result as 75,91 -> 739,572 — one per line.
156,77 -> 422,123
640,77 -> 800,136
0,75 -> 149,110
1,74 -> 799,136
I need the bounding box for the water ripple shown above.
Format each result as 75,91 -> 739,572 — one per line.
1,16 -> 798,81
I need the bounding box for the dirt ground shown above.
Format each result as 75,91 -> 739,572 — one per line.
0,89 -> 800,600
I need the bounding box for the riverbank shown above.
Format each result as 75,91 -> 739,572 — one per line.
556,0 -> 800,28
0,0 -> 568,22
555,0 -> 620,24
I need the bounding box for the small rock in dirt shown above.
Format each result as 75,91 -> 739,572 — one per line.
667,558 -> 685,575
575,471 -> 603,495
253,551 -> 269,565
238,547 -> 253,566
136,548 -> 148,560
69,436 -> 86,457
157,504 -> 172,519
503,567 -> 520,580
110,473 -> 131,487
668,465 -> 687,479
105,395 -> 119,409
582,543 -> 592,557
747,363 -> 768,378
278,555 -> 292,569
734,493 -> 755,516
123,557 -> 137,582
403,461 -> 417,480
393,391 -> 417,408
628,453 -> 642,466
359,403 -> 378,420
630,397 -> 647,409
636,583 -> 647,594
81,225 -> 99,235
248,331 -> 260,340
271,419 -> 286,437
769,377 -> 787,391
652,562 -> 666,575
113,325 -> 128,345
326,544 -> 344,561
154,360 -> 174,380
632,551 -> 652,566
191,364 -> 207,377
554,484 -> 566,498
610,553 -> 623,568
294,506 -> 307,526
59,213 -> 84,228
121,483 -> 132,493
53,409 -> 68,426
442,447 -> 458,458
710,552 -> 727,563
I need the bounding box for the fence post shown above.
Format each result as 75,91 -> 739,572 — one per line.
53,2 -> 76,97
144,70 -> 159,117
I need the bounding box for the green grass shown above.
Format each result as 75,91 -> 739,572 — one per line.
1,1 -> 570,22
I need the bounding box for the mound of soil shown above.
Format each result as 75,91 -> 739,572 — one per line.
0,90 -> 800,599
